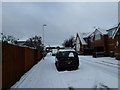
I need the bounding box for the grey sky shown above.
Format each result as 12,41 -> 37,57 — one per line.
2,2 -> 118,45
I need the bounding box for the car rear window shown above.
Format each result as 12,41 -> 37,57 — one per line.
69,52 -> 74,57
58,51 -> 78,57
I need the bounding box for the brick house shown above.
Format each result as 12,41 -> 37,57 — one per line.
90,25 -> 119,57
84,26 -> 119,57
86,29 -> 108,56
112,23 -> 120,60
106,25 -> 118,56
75,23 -> 120,59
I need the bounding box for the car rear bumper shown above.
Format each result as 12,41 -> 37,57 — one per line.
58,65 -> 79,68
57,62 -> 79,68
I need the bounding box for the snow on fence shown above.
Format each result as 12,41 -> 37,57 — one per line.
2,43 -> 43,89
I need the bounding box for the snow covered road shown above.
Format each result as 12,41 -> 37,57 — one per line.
11,54 -> 118,88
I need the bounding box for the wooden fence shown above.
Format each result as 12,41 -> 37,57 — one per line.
2,43 -> 43,89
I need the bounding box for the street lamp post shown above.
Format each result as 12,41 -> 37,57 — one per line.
43,24 -> 47,59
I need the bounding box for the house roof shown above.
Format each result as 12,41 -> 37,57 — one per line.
84,32 -> 92,38
98,29 -> 108,35
81,29 -> 107,39
112,23 -> 120,38
79,33 -> 87,45
107,27 -> 117,31
107,23 -> 118,31
95,28 -> 108,35
83,31 -> 95,38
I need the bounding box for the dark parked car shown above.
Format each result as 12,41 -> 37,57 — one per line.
55,49 -> 79,71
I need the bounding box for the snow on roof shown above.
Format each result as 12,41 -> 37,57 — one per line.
107,27 -> 117,31
79,33 -> 87,45
79,33 -> 88,38
107,23 -> 118,31
83,31 -> 95,38
97,28 -> 108,35
83,32 -> 91,38
112,23 -> 120,38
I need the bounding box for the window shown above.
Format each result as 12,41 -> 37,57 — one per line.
69,52 -> 74,57
95,34 -> 101,40
59,51 -> 77,57
108,31 -> 112,37
108,29 -> 116,37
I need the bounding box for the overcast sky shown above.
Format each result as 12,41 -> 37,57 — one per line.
2,2 -> 118,45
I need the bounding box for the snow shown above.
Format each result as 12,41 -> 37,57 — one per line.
17,37 -> 30,42
84,32 -> 94,38
113,23 -> 120,38
11,54 -> 118,88
79,33 -> 87,45
97,28 -> 108,35
79,56 -> 118,88
79,56 -> 120,68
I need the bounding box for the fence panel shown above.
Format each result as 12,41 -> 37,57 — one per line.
2,43 -> 43,89
2,44 -> 25,88
24,48 -> 35,72
34,49 -> 38,64
38,50 -> 43,61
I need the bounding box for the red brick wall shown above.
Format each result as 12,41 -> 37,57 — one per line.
89,36 -> 104,48
89,35 -> 107,50
107,37 -> 115,52
115,29 -> 120,60
89,35 -> 109,56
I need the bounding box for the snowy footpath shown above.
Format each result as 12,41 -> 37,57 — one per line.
11,53 -> 119,88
